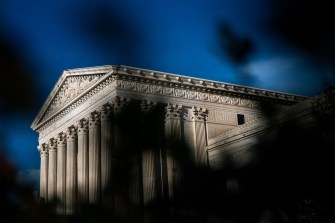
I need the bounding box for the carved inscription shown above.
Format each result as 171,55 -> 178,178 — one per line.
208,110 -> 236,125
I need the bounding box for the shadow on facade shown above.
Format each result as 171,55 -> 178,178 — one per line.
1,1 -> 335,222
14,90 -> 335,223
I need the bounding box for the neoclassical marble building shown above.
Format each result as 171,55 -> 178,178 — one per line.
31,65 -> 309,215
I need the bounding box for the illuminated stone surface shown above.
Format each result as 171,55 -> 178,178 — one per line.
32,65 -> 308,214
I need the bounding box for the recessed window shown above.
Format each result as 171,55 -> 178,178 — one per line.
237,114 -> 245,125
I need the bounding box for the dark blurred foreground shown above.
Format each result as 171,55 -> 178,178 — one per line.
1,87 -> 335,223
1,0 -> 335,222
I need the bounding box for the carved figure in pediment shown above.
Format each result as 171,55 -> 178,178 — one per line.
79,78 -> 91,90
65,79 -> 79,99
56,90 -> 66,108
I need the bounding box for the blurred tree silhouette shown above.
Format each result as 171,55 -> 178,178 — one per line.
269,0 -> 335,67
0,13 -> 43,223
1,0 -> 335,223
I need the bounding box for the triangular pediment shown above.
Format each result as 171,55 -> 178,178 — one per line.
31,65 -> 114,130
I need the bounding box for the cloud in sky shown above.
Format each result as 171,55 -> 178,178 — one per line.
244,55 -> 331,96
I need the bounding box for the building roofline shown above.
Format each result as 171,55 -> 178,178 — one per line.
31,65 -> 310,131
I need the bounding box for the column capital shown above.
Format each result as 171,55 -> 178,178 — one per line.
89,111 -> 101,127
78,118 -> 89,134
67,126 -> 77,141
111,96 -> 129,113
38,143 -> 49,156
49,138 -> 57,152
101,103 -> 113,121
165,103 -> 182,119
192,106 -> 208,122
57,132 -> 67,145
141,100 -> 157,113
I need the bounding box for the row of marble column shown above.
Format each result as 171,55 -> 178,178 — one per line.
38,98 -> 209,215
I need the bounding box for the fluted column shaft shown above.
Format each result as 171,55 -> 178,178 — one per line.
57,132 -> 67,215
39,143 -> 49,203
48,138 -> 57,202
141,100 -> 158,204
113,97 -> 129,214
77,119 -> 89,206
101,104 -> 114,209
193,107 -> 208,165
66,126 -> 77,215
89,111 -> 101,205
183,109 -> 197,162
164,103 -> 182,198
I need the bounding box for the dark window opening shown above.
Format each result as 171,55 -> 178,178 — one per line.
237,114 -> 245,125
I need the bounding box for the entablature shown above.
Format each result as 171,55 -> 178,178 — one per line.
32,65 -> 310,133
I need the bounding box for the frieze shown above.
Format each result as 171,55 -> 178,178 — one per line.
39,77 -> 261,134
175,89 -> 186,97
114,80 -> 260,108
162,87 -> 174,95
199,93 -> 209,101
187,91 -> 198,100
123,81 -> 136,90
210,94 -> 220,103
137,83 -> 149,92
150,85 -> 162,94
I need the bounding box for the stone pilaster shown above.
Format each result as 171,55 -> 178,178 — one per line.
89,111 -> 101,205
39,143 -> 49,203
66,126 -> 77,215
48,138 -> 57,202
192,107 -> 208,165
57,132 -> 67,215
164,103 -> 182,198
77,118 -> 89,206
100,103 -> 114,209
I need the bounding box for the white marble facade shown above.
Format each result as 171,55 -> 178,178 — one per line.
32,65 -> 308,214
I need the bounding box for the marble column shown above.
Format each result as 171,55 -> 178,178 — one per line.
57,132 -> 67,215
183,108 -> 197,163
192,107 -> 208,165
66,126 -> 77,214
164,103 -> 182,198
89,111 -> 101,205
48,138 -> 57,202
39,143 -> 49,204
141,100 -> 158,204
101,103 -> 113,209
113,97 -> 129,214
77,118 -> 89,206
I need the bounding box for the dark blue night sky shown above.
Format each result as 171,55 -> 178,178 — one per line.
1,0 -> 333,191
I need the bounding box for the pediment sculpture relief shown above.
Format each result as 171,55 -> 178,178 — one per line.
42,74 -> 103,121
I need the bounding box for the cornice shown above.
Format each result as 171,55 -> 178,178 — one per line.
32,65 -> 310,132
118,65 -> 309,103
